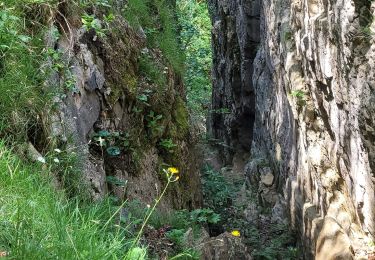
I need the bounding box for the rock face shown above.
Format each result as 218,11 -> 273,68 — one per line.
210,0 -> 375,258
208,0 -> 260,164
200,232 -> 252,260
44,3 -> 202,209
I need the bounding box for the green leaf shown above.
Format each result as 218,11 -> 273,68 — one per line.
98,130 -> 110,137
208,213 -> 221,224
137,94 -> 148,102
106,146 -> 121,156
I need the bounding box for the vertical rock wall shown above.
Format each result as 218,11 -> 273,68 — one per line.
210,0 -> 375,258
208,0 -> 260,164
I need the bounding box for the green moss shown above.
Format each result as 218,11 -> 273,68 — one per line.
172,97 -> 189,139
124,73 -> 139,94
106,85 -> 121,106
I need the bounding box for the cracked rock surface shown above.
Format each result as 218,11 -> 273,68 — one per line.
209,0 -> 375,258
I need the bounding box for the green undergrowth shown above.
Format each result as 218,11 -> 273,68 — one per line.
201,165 -> 301,259
0,143 -> 205,259
124,200 -> 220,259
124,0 -> 185,75
0,3 -> 48,140
0,142 -> 137,259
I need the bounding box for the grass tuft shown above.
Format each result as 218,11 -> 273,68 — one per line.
0,142 -> 138,259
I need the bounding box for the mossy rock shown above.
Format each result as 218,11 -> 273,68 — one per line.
172,96 -> 189,139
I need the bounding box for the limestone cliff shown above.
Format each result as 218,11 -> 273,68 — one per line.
209,0 -> 375,258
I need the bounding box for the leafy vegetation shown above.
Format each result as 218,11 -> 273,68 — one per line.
177,0 -> 212,116
159,138 -> 177,153
290,90 -> 306,107
201,164 -> 301,259
201,165 -> 236,212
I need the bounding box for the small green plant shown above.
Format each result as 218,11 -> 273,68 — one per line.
189,208 -> 221,225
106,176 -> 127,187
92,130 -> 131,156
103,13 -> 115,23
46,48 -> 65,71
210,108 -> 231,114
166,229 -> 185,248
290,90 -> 306,107
132,106 -> 143,113
127,167 -> 181,256
159,138 -> 177,153
81,14 -> 106,37
361,26 -> 373,38
146,110 -> 163,133
137,89 -> 153,106
201,165 -> 235,211
281,29 -> 293,44
139,54 -> 168,88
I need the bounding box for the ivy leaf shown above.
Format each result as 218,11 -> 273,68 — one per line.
106,146 -> 121,156
98,130 -> 110,137
137,94 -> 148,102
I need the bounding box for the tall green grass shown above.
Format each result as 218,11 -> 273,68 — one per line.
0,4 -> 48,140
0,142 -> 144,259
124,0 -> 185,75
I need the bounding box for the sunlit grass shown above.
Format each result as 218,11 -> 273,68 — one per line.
0,142 -> 134,259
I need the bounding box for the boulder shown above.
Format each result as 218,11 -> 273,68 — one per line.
315,217 -> 354,260
199,232 -> 252,260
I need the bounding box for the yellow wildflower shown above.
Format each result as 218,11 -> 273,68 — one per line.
168,167 -> 179,175
231,230 -> 240,237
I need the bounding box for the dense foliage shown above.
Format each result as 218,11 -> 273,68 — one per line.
177,0 -> 212,117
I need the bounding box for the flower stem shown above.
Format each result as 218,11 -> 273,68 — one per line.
126,177 -> 172,258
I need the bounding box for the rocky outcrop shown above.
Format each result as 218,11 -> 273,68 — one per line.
200,232 -> 252,260
43,3 -> 202,209
210,0 -> 375,258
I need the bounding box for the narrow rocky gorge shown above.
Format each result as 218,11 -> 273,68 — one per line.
208,0 -> 375,259
2,0 -> 375,259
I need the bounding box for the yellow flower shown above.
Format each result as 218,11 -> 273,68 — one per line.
231,230 -> 240,237
168,167 -> 179,175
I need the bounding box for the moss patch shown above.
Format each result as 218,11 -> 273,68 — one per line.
172,96 -> 189,139
124,73 -> 139,95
